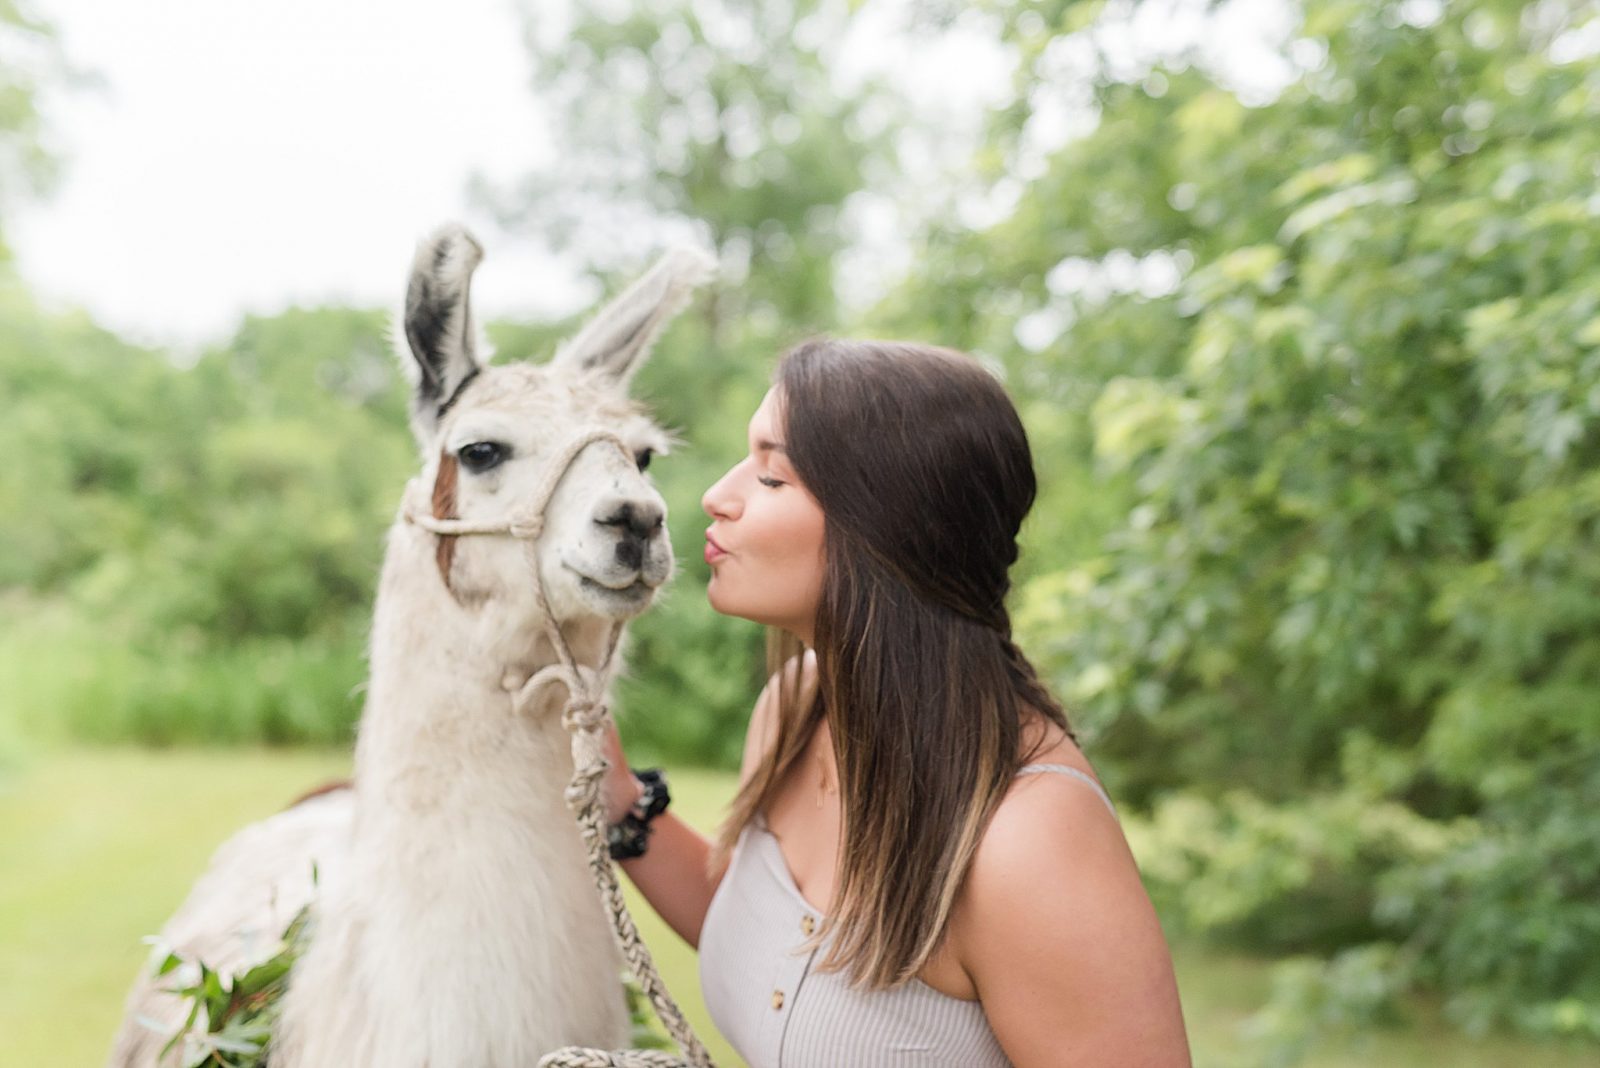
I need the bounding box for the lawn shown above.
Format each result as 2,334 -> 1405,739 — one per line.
2,748 -> 1594,1067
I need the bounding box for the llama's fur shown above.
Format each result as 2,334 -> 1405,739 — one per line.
106,226 -> 713,1068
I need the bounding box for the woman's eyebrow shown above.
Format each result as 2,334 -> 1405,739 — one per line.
755,438 -> 787,454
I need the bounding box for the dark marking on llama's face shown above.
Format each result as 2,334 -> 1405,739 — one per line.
435,366 -> 482,420
432,450 -> 461,591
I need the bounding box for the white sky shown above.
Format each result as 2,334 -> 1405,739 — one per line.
9,0 -> 1299,352
12,0 -> 576,350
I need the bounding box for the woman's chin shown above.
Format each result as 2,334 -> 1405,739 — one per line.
705,584 -> 764,627
704,579 -> 737,618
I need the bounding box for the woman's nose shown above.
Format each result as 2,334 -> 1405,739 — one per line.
702,466 -> 741,520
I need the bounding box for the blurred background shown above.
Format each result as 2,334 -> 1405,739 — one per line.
3,0 -> 1598,1065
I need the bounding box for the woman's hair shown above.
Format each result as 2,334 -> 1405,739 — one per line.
715,337 -> 1075,989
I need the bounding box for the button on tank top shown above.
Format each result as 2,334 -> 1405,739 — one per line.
698,764 -> 1117,1068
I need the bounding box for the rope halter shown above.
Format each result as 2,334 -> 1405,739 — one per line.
405,426 -> 631,541
403,427 -> 715,1068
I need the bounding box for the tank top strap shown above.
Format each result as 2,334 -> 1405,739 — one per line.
1015,763 -> 1118,819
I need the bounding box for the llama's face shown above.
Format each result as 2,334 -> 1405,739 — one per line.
430,363 -> 674,622
399,225 -> 711,628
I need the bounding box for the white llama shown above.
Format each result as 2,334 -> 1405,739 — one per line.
106,224 -> 714,1068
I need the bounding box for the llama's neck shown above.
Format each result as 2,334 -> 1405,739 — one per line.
278,518 -> 632,1065
353,517 -> 615,822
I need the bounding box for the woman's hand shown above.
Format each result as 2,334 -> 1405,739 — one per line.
601,720 -> 644,825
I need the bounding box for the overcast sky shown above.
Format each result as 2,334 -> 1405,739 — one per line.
9,0 -> 1017,352
9,0 -> 1300,353
11,0 -> 577,350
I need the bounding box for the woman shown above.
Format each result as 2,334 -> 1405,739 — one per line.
603,338 -> 1191,1067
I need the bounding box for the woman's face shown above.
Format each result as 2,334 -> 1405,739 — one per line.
701,388 -> 826,643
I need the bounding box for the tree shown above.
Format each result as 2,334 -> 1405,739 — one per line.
0,0 -> 65,261
889,0 -> 1600,1051
484,0 -> 920,763
0,301 -> 416,746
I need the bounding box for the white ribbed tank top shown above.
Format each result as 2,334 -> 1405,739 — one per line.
698,764 -> 1117,1068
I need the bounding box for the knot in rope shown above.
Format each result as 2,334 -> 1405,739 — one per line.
564,774 -> 602,812
562,698 -> 609,733
509,513 -> 546,540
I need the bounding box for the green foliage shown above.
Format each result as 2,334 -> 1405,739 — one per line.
482,0 -> 936,764
900,0 -> 1600,1055
3,0 -> 1597,1058
624,977 -> 677,1052
151,905 -> 311,1067
501,0 -> 901,332
615,582 -> 765,770
0,1 -> 65,261
0,269 -> 777,759
1373,759 -> 1600,1040
1131,779 -> 1468,954
0,261 -> 775,758
1,286 -> 412,745
152,902 -> 673,1064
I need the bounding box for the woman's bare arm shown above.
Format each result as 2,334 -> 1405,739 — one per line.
603,653 -> 800,947
614,811 -> 719,947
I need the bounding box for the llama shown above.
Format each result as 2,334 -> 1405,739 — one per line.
107,224 -> 714,1068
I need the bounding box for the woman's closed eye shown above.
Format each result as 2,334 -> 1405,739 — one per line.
757,475 -> 786,488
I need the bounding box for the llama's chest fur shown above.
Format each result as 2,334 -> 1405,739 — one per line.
276,706 -> 627,1067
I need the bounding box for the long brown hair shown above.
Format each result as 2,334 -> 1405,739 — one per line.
716,337 -> 1074,988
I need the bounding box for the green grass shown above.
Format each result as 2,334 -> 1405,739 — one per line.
2,749 -> 1596,1067
0,747 -> 739,1068
1170,942 -> 1600,1068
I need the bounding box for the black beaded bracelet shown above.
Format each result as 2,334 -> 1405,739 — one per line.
608,767 -> 670,861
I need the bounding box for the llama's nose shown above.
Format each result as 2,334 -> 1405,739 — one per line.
596,499 -> 665,541
596,499 -> 665,571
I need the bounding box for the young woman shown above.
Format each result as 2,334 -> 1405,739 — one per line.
602,338 -> 1191,1067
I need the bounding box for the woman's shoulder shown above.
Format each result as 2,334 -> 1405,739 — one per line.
948,738 -> 1187,1064
1006,724 -> 1115,812
949,728 -> 1140,960
981,757 -> 1127,882
986,732 -> 1122,868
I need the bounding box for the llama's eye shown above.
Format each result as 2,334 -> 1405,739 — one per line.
458,441 -> 508,473
634,448 -> 654,472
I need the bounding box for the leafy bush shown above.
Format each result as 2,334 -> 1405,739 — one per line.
931,0 -> 1600,1051
0,280 -> 778,752
2,291 -> 409,745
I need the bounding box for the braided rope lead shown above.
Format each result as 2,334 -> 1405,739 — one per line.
538,1053 -> 688,1068
525,657 -> 714,1068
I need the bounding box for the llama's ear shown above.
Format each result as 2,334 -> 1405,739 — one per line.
400,224 -> 487,441
552,245 -> 716,391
